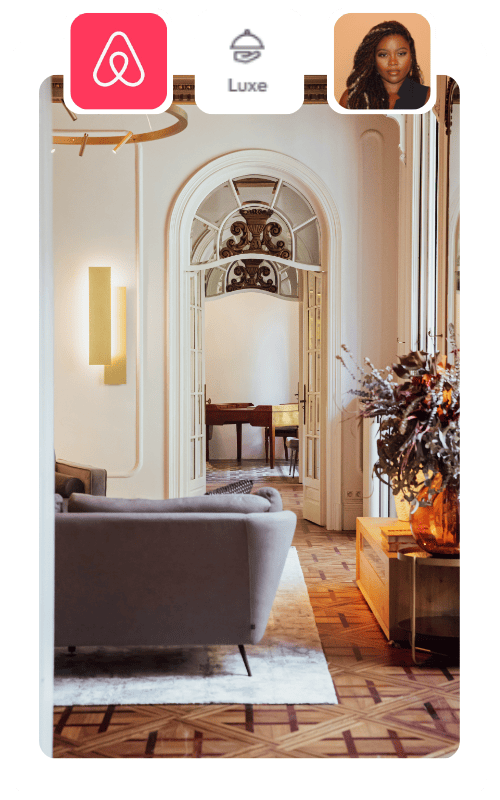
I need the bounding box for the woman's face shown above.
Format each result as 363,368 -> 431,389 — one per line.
375,34 -> 412,86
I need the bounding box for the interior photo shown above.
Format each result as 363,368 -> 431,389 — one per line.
40,74 -> 460,758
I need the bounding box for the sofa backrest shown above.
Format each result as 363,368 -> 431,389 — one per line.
68,492 -> 269,514
67,486 -> 283,514
55,509 -> 296,648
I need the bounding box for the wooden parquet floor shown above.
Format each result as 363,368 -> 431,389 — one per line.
53,479 -> 459,758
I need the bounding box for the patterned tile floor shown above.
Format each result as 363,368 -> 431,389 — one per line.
206,458 -> 298,483
53,467 -> 459,758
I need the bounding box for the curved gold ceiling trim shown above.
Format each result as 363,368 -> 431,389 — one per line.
52,105 -> 187,146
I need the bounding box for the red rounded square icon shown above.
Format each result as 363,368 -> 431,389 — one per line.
70,13 -> 168,111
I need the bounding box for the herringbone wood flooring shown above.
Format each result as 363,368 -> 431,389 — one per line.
53,477 -> 459,758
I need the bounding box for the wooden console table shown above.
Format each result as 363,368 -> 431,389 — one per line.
356,517 -> 460,644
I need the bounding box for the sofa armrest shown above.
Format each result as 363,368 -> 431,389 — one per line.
254,486 -> 283,512
246,510 -> 296,642
56,459 -> 107,496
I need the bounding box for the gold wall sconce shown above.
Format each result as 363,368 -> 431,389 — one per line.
89,267 -> 127,384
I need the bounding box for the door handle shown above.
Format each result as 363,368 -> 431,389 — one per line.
299,383 -> 306,424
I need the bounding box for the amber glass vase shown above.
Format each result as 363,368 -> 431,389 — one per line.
410,475 -> 460,556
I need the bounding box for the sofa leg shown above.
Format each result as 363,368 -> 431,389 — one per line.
238,644 -> 252,677
68,646 -> 76,656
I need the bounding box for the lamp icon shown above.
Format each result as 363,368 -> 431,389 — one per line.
230,29 -> 264,63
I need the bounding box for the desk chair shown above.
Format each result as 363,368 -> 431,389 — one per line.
265,426 -> 299,462
286,437 -> 299,476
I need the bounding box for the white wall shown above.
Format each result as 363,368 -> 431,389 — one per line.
53,142 -> 137,478
52,102 -> 400,515
205,292 -> 299,459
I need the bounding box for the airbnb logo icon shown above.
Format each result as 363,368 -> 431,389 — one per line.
70,13 -> 169,112
93,32 -> 146,87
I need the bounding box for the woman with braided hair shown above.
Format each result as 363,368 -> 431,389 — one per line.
339,20 -> 430,110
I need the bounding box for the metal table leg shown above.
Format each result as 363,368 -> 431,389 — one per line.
411,555 -> 417,664
399,546 -> 459,665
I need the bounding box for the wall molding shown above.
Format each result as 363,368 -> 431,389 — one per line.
107,144 -> 144,479
386,113 -> 407,165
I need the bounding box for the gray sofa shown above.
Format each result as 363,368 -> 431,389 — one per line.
55,487 -> 296,675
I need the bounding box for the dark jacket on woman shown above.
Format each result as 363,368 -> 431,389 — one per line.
393,77 -> 429,110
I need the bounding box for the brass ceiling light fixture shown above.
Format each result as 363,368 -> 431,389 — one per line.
51,76 -> 188,151
112,131 -> 133,154
52,107 -> 187,149
61,99 -> 78,121
78,133 -> 89,157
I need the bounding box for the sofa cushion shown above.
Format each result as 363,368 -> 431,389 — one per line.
67,492 -> 271,514
55,494 -> 64,514
205,479 -> 253,496
55,472 -> 85,498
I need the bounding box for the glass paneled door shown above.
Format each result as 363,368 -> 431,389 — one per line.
301,271 -> 324,525
185,170 -> 326,507
188,270 -> 206,495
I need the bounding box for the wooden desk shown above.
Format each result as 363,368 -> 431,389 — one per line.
205,404 -> 299,469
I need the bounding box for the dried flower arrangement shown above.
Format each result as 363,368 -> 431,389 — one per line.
337,325 -> 460,508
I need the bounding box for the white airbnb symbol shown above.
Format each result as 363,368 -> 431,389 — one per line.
93,31 -> 145,87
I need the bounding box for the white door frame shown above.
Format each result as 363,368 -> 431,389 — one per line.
166,149 -> 343,530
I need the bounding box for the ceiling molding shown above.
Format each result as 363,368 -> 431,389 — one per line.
52,75 -> 328,106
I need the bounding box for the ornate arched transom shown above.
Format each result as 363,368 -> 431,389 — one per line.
190,174 -> 321,299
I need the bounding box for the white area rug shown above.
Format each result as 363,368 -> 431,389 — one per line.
54,547 -> 337,705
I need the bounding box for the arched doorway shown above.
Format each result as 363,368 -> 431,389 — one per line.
166,150 -> 343,529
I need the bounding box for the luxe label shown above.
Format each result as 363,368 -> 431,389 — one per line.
228,79 -> 268,93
